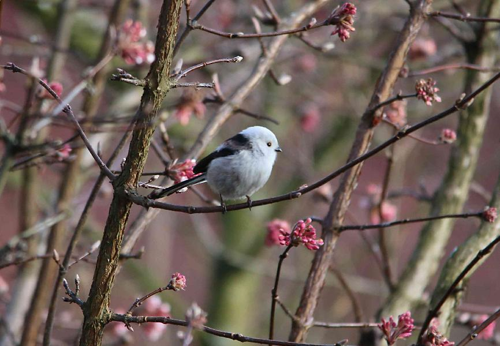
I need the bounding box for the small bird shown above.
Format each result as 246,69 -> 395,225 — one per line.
151,126 -> 282,211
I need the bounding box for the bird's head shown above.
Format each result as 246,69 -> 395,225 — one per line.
240,126 -> 282,159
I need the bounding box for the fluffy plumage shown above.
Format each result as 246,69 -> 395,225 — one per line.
152,126 -> 281,203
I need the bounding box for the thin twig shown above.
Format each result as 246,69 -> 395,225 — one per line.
370,93 -> 418,113
269,245 -> 294,341
456,307 -> 500,346
111,313 -> 345,346
3,63 -> 116,180
338,211 -> 485,232
126,284 -> 176,315
329,267 -> 363,322
175,56 -> 243,80
190,19 -> 325,39
128,70 -> 500,214
174,0 -> 216,56
417,235 -> 500,343
172,82 -> 215,89
313,322 -> 382,329
429,11 -> 500,23
408,63 -> 500,77
262,0 -> 281,25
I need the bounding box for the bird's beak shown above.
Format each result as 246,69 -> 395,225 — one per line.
275,147 -> 282,153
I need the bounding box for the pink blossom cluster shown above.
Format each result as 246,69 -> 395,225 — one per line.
38,80 -> 63,99
169,272 -> 187,291
186,302 -> 208,330
169,159 -> 199,185
409,38 -> 437,61
266,219 -> 291,246
142,296 -> 171,341
364,184 -> 398,224
118,20 -> 155,65
385,100 -> 407,127
174,89 -> 206,126
55,143 -> 72,161
278,218 -> 324,251
421,320 -> 455,346
439,129 -> 457,144
482,207 -> 497,223
330,3 -> 357,42
300,103 -> 321,133
378,311 -> 416,345
416,78 -> 442,106
471,314 -> 496,340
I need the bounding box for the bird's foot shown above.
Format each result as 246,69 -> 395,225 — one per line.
220,194 -> 227,214
246,195 -> 252,211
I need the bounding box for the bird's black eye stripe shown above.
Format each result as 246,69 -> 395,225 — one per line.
267,142 -> 272,147
231,134 -> 250,146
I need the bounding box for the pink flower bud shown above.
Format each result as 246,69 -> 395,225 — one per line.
38,80 -> 63,99
174,89 -> 206,126
56,143 -> 72,161
482,207 -> 497,223
169,272 -> 187,291
266,219 -> 291,247
439,129 -> 457,144
409,38 -> 437,61
300,104 -> 321,133
415,78 -> 442,106
118,20 -> 155,66
169,159 -> 200,185
279,218 -> 324,251
186,303 -> 208,330
472,314 -> 496,340
378,311 -> 415,345
329,3 -> 357,42
384,100 -> 407,127
421,319 -> 455,346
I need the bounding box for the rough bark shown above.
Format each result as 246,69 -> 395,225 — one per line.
78,1 -> 182,345
289,0 -> 434,342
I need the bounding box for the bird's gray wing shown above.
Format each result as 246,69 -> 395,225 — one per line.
193,133 -> 252,174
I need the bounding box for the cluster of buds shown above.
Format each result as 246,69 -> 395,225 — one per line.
55,143 -> 72,161
300,103 -> 321,133
378,311 -> 416,345
118,20 -> 155,65
363,184 -> 398,224
38,80 -> 63,99
277,218 -> 324,251
186,302 -> 208,330
409,37 -> 437,61
439,129 -> 457,144
329,3 -> 357,42
416,78 -> 442,106
142,296 -> 171,341
168,159 -> 199,185
168,272 -> 187,291
266,219 -> 291,247
482,206 -> 497,223
384,100 -> 408,127
421,320 -> 455,346
174,89 -> 206,126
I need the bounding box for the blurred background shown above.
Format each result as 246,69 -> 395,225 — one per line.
0,0 -> 499,345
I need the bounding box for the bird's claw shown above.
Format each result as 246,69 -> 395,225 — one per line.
246,195 -> 252,211
220,194 -> 227,215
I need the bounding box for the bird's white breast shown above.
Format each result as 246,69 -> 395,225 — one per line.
206,149 -> 275,200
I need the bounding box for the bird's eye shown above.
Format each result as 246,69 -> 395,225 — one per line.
267,142 -> 272,147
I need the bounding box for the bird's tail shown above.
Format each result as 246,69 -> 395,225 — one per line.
149,174 -> 207,199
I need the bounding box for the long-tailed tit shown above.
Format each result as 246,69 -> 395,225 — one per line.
150,126 -> 282,211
